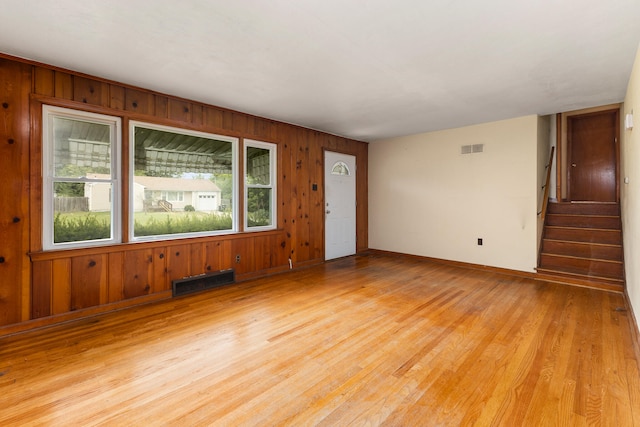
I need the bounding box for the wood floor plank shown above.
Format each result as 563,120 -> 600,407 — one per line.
1,253 -> 639,425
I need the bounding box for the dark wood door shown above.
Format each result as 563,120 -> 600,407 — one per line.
568,110 -> 618,202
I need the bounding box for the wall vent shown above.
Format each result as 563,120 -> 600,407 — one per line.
461,144 -> 484,154
172,269 -> 235,297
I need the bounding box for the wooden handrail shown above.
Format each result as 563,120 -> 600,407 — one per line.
539,146 -> 555,220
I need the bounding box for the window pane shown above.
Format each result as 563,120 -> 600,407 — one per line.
331,161 -> 350,176
53,182 -> 112,243
246,146 -> 270,185
132,124 -> 235,238
53,116 -> 112,177
43,106 -> 120,251
247,188 -> 272,227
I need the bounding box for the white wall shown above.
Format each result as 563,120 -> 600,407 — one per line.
622,43 -> 640,323
369,115 -> 539,272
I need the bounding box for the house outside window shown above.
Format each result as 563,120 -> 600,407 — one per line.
245,139 -> 276,230
42,105 -> 121,250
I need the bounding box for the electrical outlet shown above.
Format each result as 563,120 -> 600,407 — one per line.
477,238 -> 483,246
235,254 -> 241,263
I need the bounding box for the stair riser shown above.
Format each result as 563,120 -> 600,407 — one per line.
541,240 -> 623,261
546,215 -> 620,230
548,203 -> 620,216
539,255 -> 624,279
544,228 -> 622,245
536,269 -> 624,290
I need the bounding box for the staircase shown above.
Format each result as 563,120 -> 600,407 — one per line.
537,202 -> 624,292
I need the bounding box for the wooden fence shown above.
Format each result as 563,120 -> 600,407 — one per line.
55,197 -> 89,212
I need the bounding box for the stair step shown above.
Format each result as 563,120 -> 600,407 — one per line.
546,213 -> 621,229
536,268 -> 624,292
539,253 -> 624,279
547,202 -> 620,216
544,226 -> 622,245
541,239 -> 623,261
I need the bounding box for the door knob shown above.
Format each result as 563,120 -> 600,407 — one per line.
571,163 -> 577,167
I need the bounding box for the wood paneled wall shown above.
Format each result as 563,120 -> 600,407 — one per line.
0,55 -> 368,332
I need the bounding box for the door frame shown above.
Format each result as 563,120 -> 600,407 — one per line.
556,104 -> 621,203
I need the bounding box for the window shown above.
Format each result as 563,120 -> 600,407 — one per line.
42,106 -> 121,250
331,161 -> 350,176
161,191 -> 184,202
245,140 -> 276,230
130,122 -> 238,240
42,107 -> 276,250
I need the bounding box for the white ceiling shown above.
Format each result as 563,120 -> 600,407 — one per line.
1,0 -> 639,142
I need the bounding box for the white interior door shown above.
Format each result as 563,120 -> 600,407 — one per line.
325,151 -> 356,260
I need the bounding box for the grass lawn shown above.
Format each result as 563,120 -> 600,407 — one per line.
54,210 -> 233,242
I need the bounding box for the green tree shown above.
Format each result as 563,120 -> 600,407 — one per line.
212,173 -> 233,202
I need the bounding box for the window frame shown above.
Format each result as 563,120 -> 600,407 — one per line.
129,120 -> 239,242
42,105 -> 122,250
244,139 -> 277,231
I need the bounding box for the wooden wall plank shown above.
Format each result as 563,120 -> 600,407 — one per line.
33,67 -> 54,97
295,131 -> 311,262
232,112 -> 247,133
155,96 -> 168,119
108,252 -> 124,303
232,237 -> 255,275
189,242 -> 205,277
31,260 -> 52,319
153,247 -> 168,293
51,259 -> 71,315
168,99 -> 192,123
110,85 -> 125,110
204,106 -> 224,129
222,111 -> 234,131
54,71 -> 73,100
123,249 -> 154,299
219,240 -> 233,271
308,132 -> 323,260
0,59 -> 31,324
191,104 -> 203,127
280,126 -> 295,263
71,255 -> 107,311
203,241 -> 220,272
168,244 -> 191,284
125,88 -> 154,115
254,235 -> 274,271
73,76 -> 109,107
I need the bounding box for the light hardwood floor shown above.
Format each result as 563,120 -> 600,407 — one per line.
1,253 -> 639,425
